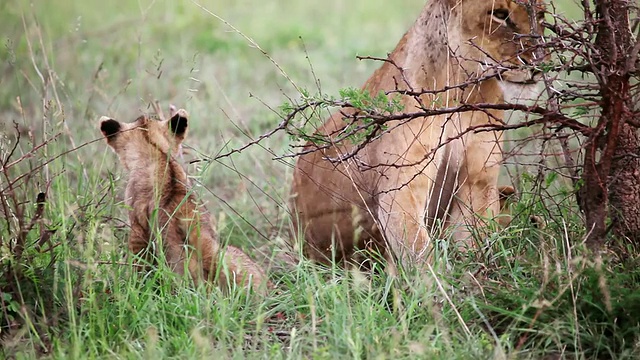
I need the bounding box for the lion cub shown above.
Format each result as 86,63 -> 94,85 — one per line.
100,108 -> 271,293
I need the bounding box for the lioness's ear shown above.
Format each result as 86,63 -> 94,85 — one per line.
169,109 -> 188,138
100,116 -> 121,139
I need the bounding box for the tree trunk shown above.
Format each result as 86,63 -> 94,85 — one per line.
580,0 -> 637,248
609,124 -> 640,242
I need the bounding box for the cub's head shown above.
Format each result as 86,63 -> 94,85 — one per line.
99,109 -> 188,171
445,0 -> 547,92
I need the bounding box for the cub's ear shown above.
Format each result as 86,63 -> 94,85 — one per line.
99,116 -> 121,139
498,185 -> 516,200
498,185 -> 516,211
169,109 -> 188,137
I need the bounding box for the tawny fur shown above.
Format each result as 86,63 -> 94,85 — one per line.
290,0 -> 547,267
100,109 -> 271,293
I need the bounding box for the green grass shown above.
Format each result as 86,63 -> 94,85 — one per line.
2,0 -> 640,359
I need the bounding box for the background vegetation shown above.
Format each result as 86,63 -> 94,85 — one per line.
1,0 -> 639,358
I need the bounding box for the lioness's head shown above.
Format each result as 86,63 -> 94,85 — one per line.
99,109 -> 188,171
444,0 -> 547,91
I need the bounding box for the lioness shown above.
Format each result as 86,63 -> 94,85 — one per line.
290,0 -> 546,266
100,108 -> 271,293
